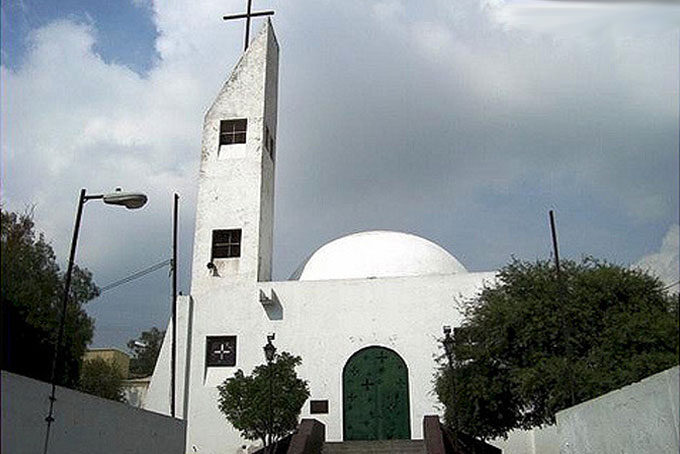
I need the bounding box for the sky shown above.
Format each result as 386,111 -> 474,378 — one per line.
2,0 -> 679,350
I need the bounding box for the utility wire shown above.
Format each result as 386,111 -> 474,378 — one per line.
663,279 -> 679,291
100,259 -> 172,293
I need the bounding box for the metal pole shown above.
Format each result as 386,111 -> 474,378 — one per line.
268,361 -> 273,453
171,193 -> 178,417
549,210 -> 575,405
43,188 -> 87,454
244,0 -> 253,51
549,210 -> 560,274
446,350 -> 457,439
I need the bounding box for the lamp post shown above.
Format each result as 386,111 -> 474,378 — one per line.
263,334 -> 276,453
43,188 -> 148,454
442,325 -> 457,437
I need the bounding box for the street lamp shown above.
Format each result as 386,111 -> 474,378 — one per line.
264,333 -> 277,363
263,334 -> 276,453
43,188 -> 147,454
442,325 -> 454,365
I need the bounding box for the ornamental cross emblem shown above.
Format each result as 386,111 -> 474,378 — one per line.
214,342 -> 233,360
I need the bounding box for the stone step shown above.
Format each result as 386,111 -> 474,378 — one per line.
322,439 -> 426,454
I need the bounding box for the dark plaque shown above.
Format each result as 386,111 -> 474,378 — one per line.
310,400 -> 329,414
206,336 -> 237,367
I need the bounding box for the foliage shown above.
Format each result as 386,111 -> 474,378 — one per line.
435,258 -> 679,440
1,208 -> 98,387
217,352 -> 310,447
127,327 -> 165,377
78,357 -> 126,401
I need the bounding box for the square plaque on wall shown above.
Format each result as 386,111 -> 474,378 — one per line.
206,336 -> 237,367
310,400 -> 329,414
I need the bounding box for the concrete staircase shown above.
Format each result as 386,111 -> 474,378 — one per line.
323,440 -> 426,454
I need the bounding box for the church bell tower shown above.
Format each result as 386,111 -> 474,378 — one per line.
191,20 -> 278,289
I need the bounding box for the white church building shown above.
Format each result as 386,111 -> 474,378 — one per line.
144,20 -> 498,453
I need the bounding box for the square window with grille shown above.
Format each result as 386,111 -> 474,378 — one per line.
206,336 -> 237,367
212,229 -> 241,259
219,119 -> 247,146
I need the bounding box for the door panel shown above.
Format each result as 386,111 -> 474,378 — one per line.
342,346 -> 410,440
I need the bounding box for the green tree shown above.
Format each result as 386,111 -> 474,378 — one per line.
435,258 -> 679,440
217,352 -> 310,448
78,357 -> 126,401
127,327 -> 165,377
1,209 -> 98,387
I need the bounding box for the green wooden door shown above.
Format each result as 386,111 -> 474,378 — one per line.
342,346 -> 411,440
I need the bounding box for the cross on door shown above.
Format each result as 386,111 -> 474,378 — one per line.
361,378 -> 375,391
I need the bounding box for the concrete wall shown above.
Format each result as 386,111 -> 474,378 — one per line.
489,425 -> 559,454
556,366 -> 679,454
1,371 -> 186,454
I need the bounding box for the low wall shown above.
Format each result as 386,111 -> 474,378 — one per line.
1,370 -> 186,454
556,366 -> 679,454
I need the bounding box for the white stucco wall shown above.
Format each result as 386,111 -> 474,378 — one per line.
556,366 -> 680,454
191,20 -> 278,289
146,271 -> 497,454
1,371 -> 186,454
145,294 -> 194,418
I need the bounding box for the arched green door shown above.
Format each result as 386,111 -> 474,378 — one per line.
342,346 -> 411,440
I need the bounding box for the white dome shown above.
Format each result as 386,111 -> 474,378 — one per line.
291,230 -> 467,281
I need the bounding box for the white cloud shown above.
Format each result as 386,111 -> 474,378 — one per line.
1,19 -> 199,271
635,224 -> 680,289
493,0 -> 680,36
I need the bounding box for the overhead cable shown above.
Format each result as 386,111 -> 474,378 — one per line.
100,258 -> 172,293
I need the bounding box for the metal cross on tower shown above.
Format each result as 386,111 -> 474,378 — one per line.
223,0 -> 275,52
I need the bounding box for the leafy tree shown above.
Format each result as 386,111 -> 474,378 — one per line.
127,327 -> 165,377
78,357 -> 126,402
217,352 -> 310,448
435,258 -> 679,440
1,209 -> 98,387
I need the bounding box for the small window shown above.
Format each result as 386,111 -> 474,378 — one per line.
219,119 -> 247,146
206,336 -> 237,367
212,229 -> 241,259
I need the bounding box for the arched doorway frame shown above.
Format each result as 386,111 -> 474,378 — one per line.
341,345 -> 411,440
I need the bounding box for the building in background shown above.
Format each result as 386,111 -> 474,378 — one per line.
83,348 -> 130,378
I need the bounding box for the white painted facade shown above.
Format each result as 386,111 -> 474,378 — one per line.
144,20 -> 500,454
